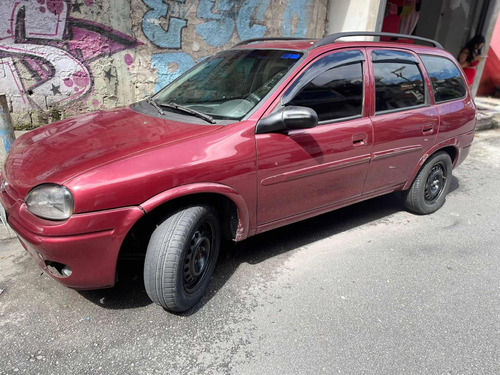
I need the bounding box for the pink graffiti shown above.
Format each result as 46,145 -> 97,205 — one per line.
24,57 -> 52,81
68,21 -> 140,62
124,53 -> 133,66
0,0 -> 141,112
73,71 -> 90,87
46,0 -> 65,15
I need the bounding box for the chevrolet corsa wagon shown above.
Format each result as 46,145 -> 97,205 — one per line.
0,32 -> 476,312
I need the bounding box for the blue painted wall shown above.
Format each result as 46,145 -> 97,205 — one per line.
141,0 -> 325,91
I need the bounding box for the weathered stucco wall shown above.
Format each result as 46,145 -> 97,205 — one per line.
0,0 -> 328,128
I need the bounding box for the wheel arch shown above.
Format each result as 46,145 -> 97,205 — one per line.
118,183 -> 250,260
403,142 -> 459,191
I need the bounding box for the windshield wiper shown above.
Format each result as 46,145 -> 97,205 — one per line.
158,101 -> 216,124
146,96 -> 164,115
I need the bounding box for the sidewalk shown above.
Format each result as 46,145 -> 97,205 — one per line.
0,220 -> 15,240
475,96 -> 500,131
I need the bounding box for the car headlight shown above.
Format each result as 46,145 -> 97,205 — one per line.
26,184 -> 74,220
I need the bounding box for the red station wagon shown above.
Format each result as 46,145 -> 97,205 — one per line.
0,32 -> 476,312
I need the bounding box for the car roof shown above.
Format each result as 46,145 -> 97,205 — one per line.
232,39 -> 317,51
232,40 -> 442,53
231,32 -> 445,54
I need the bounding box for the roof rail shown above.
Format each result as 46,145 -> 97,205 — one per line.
233,37 -> 315,48
312,32 -> 443,49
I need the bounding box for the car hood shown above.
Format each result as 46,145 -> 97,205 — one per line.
3,107 -> 224,199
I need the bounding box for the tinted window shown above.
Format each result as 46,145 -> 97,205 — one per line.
420,55 -> 466,103
373,53 -> 425,113
372,50 -> 419,63
289,63 -> 363,122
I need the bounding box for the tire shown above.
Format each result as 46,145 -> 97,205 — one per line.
144,205 -> 220,312
403,151 -> 453,215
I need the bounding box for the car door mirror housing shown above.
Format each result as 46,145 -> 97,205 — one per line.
256,106 -> 318,134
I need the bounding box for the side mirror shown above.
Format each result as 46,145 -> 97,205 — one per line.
256,106 -> 318,134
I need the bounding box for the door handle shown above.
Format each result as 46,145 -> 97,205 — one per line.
352,133 -> 368,147
422,125 -> 435,134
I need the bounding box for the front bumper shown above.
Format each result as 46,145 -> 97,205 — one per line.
0,189 -> 144,289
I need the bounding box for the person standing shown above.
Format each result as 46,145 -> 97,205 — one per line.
458,35 -> 486,85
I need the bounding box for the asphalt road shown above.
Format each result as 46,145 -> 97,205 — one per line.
1,129 -> 499,375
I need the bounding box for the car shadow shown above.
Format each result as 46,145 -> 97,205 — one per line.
79,177 -> 460,313
77,260 -> 152,309
449,175 -> 459,194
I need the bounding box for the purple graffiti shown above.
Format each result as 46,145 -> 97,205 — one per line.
0,0 -> 140,113
46,0 -> 65,15
124,53 -> 133,66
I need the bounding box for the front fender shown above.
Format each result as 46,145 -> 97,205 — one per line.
139,183 -> 251,241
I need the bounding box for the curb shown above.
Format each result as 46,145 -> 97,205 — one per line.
0,225 -> 16,241
476,112 -> 498,131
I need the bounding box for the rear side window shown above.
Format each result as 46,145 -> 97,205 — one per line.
372,50 -> 425,113
289,63 -> 364,122
420,55 -> 467,103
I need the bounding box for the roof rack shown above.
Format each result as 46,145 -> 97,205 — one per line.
233,37 -> 315,47
312,32 -> 443,49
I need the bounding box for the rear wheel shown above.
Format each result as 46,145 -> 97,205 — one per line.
144,205 -> 220,312
404,152 -> 453,214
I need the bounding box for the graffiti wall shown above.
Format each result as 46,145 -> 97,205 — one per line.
0,0 -> 327,128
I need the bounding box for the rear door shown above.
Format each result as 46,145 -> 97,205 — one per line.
256,49 -> 373,226
363,49 -> 439,194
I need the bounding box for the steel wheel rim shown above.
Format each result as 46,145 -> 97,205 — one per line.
424,162 -> 446,203
183,220 -> 215,293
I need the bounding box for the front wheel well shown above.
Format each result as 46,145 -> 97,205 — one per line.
118,193 -> 239,260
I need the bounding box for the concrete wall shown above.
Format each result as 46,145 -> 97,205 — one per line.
0,0 -> 328,128
435,0 -> 477,58
472,0 -> 500,96
326,0 -> 386,35
413,0 -> 443,40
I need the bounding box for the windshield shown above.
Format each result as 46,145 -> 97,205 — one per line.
154,49 -> 303,120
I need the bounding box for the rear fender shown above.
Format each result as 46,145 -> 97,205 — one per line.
403,139 -> 460,191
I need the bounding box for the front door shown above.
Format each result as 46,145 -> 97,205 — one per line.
256,49 -> 373,227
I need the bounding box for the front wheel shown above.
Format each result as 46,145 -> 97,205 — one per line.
144,205 -> 220,312
403,152 -> 453,215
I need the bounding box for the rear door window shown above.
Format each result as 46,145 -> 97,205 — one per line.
420,55 -> 467,103
372,50 -> 425,113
